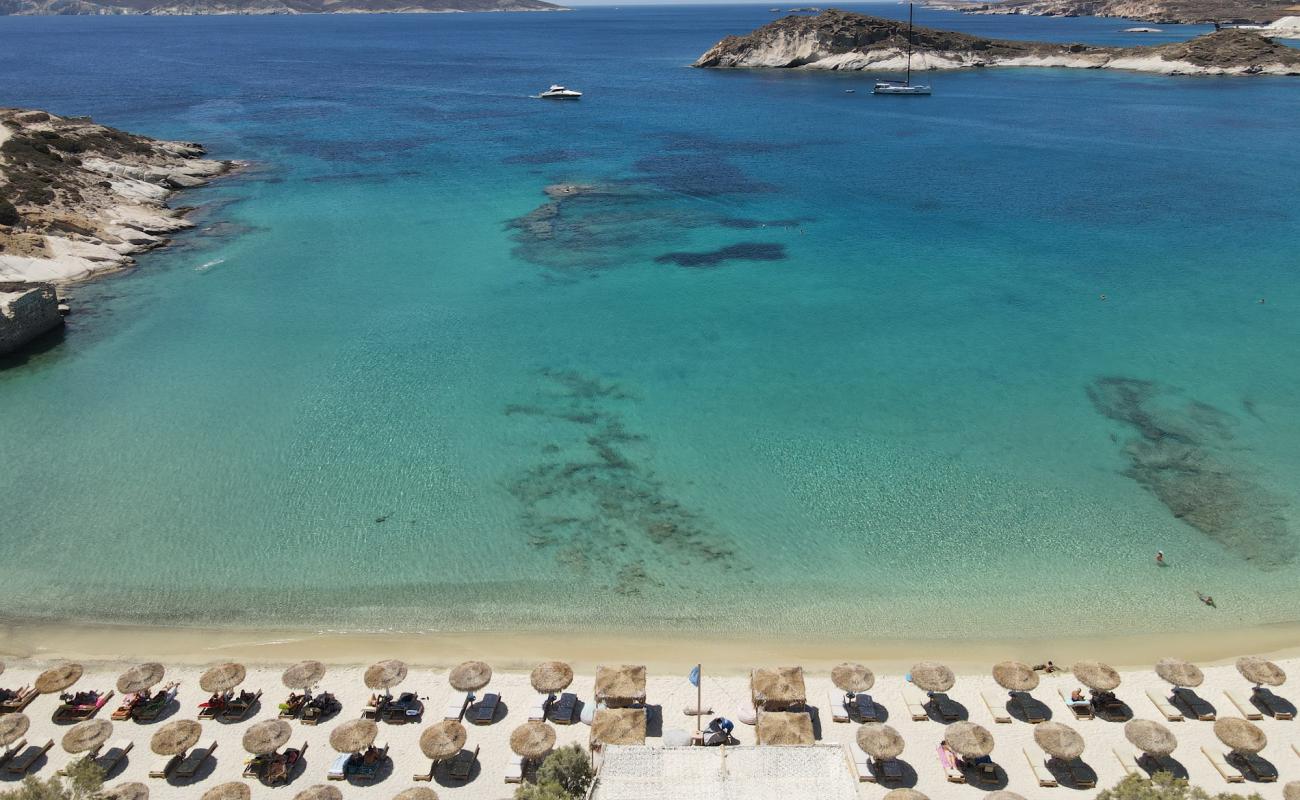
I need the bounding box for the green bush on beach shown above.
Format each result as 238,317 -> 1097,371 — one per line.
514,743 -> 595,799
1097,773 -> 1263,800
0,759 -> 103,800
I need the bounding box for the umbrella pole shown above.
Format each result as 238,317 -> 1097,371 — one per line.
696,665 -> 702,734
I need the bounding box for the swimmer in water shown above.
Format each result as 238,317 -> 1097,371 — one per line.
1197,592 -> 1216,608
1156,550 -> 1165,566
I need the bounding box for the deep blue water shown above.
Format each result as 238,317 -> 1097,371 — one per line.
2,5 -> 1300,639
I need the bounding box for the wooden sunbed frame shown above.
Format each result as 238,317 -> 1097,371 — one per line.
198,691 -> 231,720
53,690 -> 114,723
0,687 -> 38,715
220,690 -> 261,722
444,691 -> 471,722
901,684 -> 927,721
0,739 -> 26,769
505,753 -> 525,784
448,745 -> 479,781
1067,758 -> 1095,788
1113,748 -> 1141,777
1011,691 -> 1047,723
1202,746 -> 1243,783
412,759 -> 437,782
1057,687 -> 1093,720
149,754 -> 182,779
6,739 -> 53,775
174,741 -> 217,779
528,693 -> 549,722
848,739 -> 873,782
937,745 -> 965,783
1023,747 -> 1057,787
1254,687 -> 1295,720
1223,690 -> 1263,720
825,690 -> 849,723
470,693 -> 499,725
1147,690 -> 1183,722
981,690 -> 1010,724
1171,688 -> 1215,720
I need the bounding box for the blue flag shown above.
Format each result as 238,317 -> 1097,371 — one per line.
688,665 -> 700,687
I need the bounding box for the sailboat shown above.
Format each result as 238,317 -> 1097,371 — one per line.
874,3 -> 932,96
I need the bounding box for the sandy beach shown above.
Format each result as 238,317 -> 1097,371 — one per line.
0,648 -> 1296,799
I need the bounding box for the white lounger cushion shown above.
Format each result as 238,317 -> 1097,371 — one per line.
1147,690 -> 1183,721
825,690 -> 849,723
981,690 -> 1011,724
1223,690 -> 1262,720
1024,748 -> 1057,787
328,753 -> 349,779
848,739 -> 873,782
1113,748 -> 1140,776
1202,746 -> 1243,783
504,754 -> 524,783
902,684 -> 928,721
445,692 -> 471,721
528,694 -> 548,722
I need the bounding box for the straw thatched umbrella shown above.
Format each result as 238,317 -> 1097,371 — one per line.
856,724 -> 905,760
393,790 -> 438,800
62,719 -> 113,754
530,662 -> 573,694
201,783 -> 251,800
1214,717 -> 1267,753
35,663 -> 83,694
282,661 -> 326,690
1072,661 -> 1120,691
449,661 -> 492,693
1154,658 -> 1203,688
944,721 -> 994,758
1125,719 -> 1177,757
103,783 -> 149,800
293,786 -> 342,800
330,719 -> 378,754
591,707 -> 648,746
151,720 -> 202,756
594,665 -> 647,707
832,663 -> 875,694
909,662 -> 955,693
1033,721 -> 1085,760
992,661 -> 1039,693
755,711 -> 814,746
243,719 -> 292,755
117,663 -> 165,696
364,660 -> 407,691
986,793 -> 1027,800
0,714 -> 30,747
883,790 -> 928,800
751,667 -> 807,710
419,721 -> 467,761
1237,657 -> 1286,687
199,663 -> 246,693
510,721 -> 557,759
1284,782 -> 1300,800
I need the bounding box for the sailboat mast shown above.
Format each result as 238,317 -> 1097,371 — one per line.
906,2 -> 913,87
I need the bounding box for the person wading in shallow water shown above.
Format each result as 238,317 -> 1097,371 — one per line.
1198,592 -> 1216,608
1155,551 -> 1166,566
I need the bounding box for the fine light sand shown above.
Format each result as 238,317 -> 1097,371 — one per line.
0,654 -> 1297,800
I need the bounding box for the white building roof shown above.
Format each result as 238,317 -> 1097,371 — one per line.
591,744 -> 860,800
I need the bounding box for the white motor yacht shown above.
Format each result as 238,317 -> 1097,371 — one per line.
534,85 -> 582,100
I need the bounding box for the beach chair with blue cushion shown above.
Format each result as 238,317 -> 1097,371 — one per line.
1058,687 -> 1093,720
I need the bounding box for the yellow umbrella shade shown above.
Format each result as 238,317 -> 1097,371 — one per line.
530,662 -> 574,694
330,719 -> 378,754
1237,657 -> 1286,687
856,724 -> 904,760
35,663 -> 83,694
449,661 -> 493,693
909,662 -> 955,693
0,714 -> 30,747
199,663 -> 246,694
420,721 -> 467,761
282,661 -> 327,690
1071,661 -> 1121,692
510,721 -> 557,759
62,719 -> 113,754
992,661 -> 1039,693
117,663 -> 165,696
243,720 -> 292,755
831,663 -> 875,694
1033,722 -> 1085,760
754,712 -> 814,746
591,707 -> 648,746
944,721 -> 994,758
364,660 -> 408,691
202,783 -> 251,800
751,667 -> 806,710
594,665 -> 646,706
1154,658 -> 1204,688
151,720 -> 202,756
294,786 -> 343,800
1214,718 -> 1267,753
1125,720 -> 1177,756
103,783 -> 149,800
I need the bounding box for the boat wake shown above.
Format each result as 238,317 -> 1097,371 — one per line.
195,258 -> 226,272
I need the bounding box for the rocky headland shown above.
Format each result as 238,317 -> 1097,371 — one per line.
923,0 -> 1297,25
693,9 -> 1300,75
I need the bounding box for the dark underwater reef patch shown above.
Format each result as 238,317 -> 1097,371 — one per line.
505,369 -> 739,597
1088,377 -> 1294,568
717,217 -> 809,230
654,242 -> 786,268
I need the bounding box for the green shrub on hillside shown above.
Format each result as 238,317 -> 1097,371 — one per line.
1097,773 -> 1264,800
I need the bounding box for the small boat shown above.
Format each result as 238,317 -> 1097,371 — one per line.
874,3 -> 931,96
533,85 -> 582,100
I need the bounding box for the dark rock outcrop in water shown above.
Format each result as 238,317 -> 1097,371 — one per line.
924,0 -> 1291,26
0,281 -> 61,357
654,242 -> 787,268
693,9 -> 1300,75
1088,377 -> 1294,568
0,0 -> 563,13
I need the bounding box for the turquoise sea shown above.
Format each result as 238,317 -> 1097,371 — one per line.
2,5 -> 1300,641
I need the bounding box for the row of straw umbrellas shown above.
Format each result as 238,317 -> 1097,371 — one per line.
98,784 -> 443,800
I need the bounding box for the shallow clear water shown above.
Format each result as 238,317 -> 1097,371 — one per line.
2,4 -> 1300,640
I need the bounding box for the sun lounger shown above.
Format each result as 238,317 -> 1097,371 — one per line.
505,754 -> 525,784
0,687 -> 38,714
1024,748 -> 1057,787
1066,758 -> 1095,788
448,745 -> 479,781
135,685 -> 177,722
95,739 -> 133,775
529,694 -> 550,722
5,739 -> 52,775
928,692 -> 961,721
1147,690 -> 1183,722
1293,742 -> 1300,760
1058,687 -> 1093,720
1202,746 -> 1243,783
853,693 -> 879,722
111,694 -> 142,721
0,739 -> 25,769
471,693 -> 499,725
444,691 -> 472,721
198,691 -> 231,720
981,690 -> 1011,724
550,692 -> 578,725
849,739 -> 873,782
1223,690 -> 1262,720
1172,688 -> 1214,720
174,741 -> 216,779
149,755 -> 182,779
352,744 -> 388,782
1253,688 -> 1294,720
328,753 -> 350,781
1114,748 -> 1141,777
1229,751 -> 1277,782
54,690 -> 114,723
937,745 -> 965,783
902,684 -> 928,721
1011,691 -> 1047,723
221,690 -> 261,721
826,690 -> 849,723
264,742 -> 306,786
